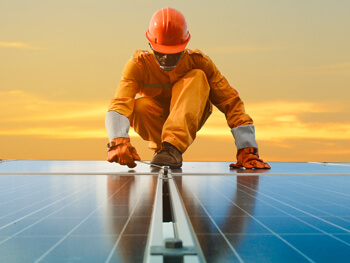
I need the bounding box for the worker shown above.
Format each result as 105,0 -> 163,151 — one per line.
105,7 -> 270,170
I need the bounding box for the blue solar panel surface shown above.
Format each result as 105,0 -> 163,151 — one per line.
0,161 -> 349,262
175,174 -> 350,262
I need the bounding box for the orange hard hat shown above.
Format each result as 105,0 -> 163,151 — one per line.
146,7 -> 191,54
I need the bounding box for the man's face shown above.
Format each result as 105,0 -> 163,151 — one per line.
152,49 -> 183,71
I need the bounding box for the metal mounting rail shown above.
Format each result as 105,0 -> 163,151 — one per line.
144,168 -> 206,263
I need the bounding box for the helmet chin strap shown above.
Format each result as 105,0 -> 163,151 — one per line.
153,51 -> 183,72
159,64 -> 177,71
149,43 -> 183,71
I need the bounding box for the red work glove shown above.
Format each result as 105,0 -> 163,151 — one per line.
230,147 -> 271,169
107,138 -> 141,168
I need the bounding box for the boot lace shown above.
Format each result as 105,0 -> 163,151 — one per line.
158,142 -> 176,154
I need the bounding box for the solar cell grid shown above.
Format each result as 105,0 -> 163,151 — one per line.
175,174 -> 350,262
0,161 -> 349,262
0,172 -> 157,262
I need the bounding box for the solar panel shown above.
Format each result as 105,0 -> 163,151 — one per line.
0,160 -> 349,262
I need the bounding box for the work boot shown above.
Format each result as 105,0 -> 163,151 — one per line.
151,142 -> 183,168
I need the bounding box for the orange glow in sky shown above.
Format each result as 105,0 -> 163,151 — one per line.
1,1 -> 350,162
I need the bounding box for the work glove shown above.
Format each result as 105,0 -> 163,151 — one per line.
107,138 -> 141,168
230,147 -> 271,169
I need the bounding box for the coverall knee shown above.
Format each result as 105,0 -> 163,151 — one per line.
131,97 -> 168,152
131,69 -> 212,153
163,69 -> 212,152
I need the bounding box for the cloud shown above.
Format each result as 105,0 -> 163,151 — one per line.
0,90 -> 106,121
0,41 -> 42,50
199,101 -> 350,141
1,91 -> 350,142
203,44 -> 284,54
0,90 -> 108,139
302,62 -> 350,75
0,127 -> 106,138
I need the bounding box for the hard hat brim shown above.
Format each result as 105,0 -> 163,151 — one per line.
146,32 -> 191,54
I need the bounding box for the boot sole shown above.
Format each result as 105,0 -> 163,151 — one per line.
150,161 -> 182,169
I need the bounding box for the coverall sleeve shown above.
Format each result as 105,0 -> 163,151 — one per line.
193,52 -> 253,128
108,56 -> 144,119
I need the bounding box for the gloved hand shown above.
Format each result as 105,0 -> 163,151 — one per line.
230,147 -> 271,169
107,138 -> 141,168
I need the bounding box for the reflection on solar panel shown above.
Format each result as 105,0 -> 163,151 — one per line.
0,160 -> 350,262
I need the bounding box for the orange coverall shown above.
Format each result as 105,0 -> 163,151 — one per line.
108,49 -> 253,153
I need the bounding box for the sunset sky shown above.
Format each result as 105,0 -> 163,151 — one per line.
1,0 -> 350,162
